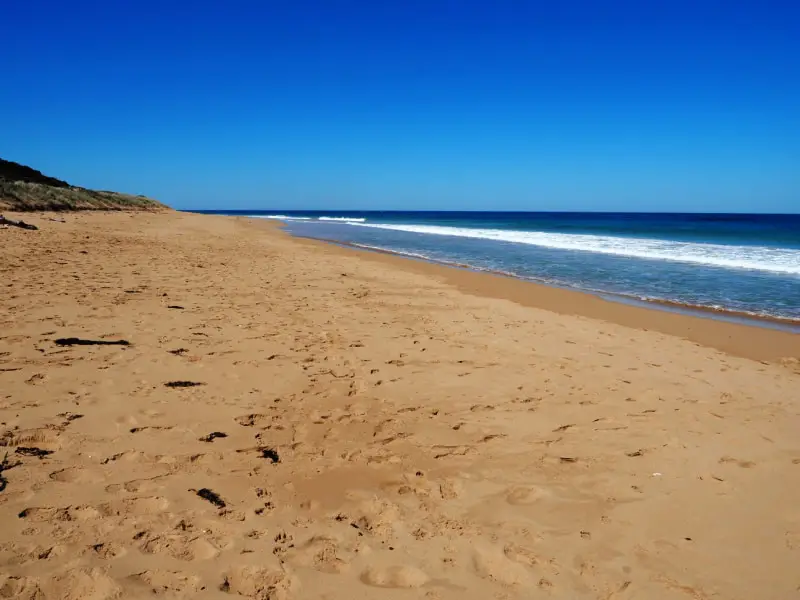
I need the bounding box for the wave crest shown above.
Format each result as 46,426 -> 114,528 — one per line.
351,223 -> 800,275
252,214 -> 312,221
318,217 -> 366,222
248,215 -> 367,223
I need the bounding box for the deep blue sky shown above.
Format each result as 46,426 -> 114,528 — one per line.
3,1 -> 799,212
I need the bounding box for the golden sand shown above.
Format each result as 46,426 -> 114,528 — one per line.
1,211 -> 798,599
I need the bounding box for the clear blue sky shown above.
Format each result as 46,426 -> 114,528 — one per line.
3,1 -> 799,212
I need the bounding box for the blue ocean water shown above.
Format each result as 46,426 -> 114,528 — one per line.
200,211 -> 800,323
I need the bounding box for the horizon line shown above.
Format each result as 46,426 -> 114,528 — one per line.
184,208 -> 800,216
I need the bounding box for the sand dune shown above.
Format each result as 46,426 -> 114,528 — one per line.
1,211 -> 798,599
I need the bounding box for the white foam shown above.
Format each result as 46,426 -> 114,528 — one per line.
350,222 -> 800,275
251,214 -> 312,221
348,242 -> 436,262
252,215 -> 367,222
318,217 -> 367,222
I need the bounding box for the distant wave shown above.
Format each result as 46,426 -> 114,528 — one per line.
318,217 -> 367,222
253,214 -> 313,221
250,215 -> 366,223
351,223 -> 800,275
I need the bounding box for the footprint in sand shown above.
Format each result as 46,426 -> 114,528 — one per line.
115,415 -> 139,428
50,467 -> 103,483
0,575 -> 44,599
431,445 -> 473,460
350,499 -> 401,541
439,478 -> 463,500
129,425 -> 174,434
129,570 -> 201,597
505,486 -> 548,505
137,530 -> 229,561
283,534 -> 351,574
235,413 -> 272,427
18,505 -> 102,523
719,456 -> 756,468
104,475 -> 167,494
87,542 -> 127,560
101,450 -> 148,464
220,565 -> 298,599
3,543 -> 69,566
360,565 -> 429,588
45,567 -> 121,600
0,427 -> 62,450
175,451 -> 221,466
98,496 -> 170,517
472,545 -> 534,586
503,543 -> 539,567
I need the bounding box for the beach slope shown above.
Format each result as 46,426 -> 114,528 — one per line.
1,211 -> 798,599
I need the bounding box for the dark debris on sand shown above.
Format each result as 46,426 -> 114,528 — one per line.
0,453 -> 22,492
0,216 -> 38,230
194,488 -> 226,508
15,447 -> 54,459
165,381 -> 205,388
199,432 -> 228,442
260,448 -> 280,463
58,412 -> 84,423
55,338 -> 131,347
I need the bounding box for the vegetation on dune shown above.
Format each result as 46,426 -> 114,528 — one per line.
0,158 -> 70,188
0,158 -> 168,211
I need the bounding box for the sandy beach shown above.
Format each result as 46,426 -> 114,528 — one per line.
1,211 -> 798,599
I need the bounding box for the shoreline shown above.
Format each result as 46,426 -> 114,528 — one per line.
255,220 -> 798,363
231,211 -> 799,323
320,238 -> 800,332
260,220 -> 800,361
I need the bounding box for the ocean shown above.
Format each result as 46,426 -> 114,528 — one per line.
199,211 -> 800,326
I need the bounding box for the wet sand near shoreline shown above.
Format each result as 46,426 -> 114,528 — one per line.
292,235 -> 800,362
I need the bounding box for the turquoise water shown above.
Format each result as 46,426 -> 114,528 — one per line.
200,211 -> 800,324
